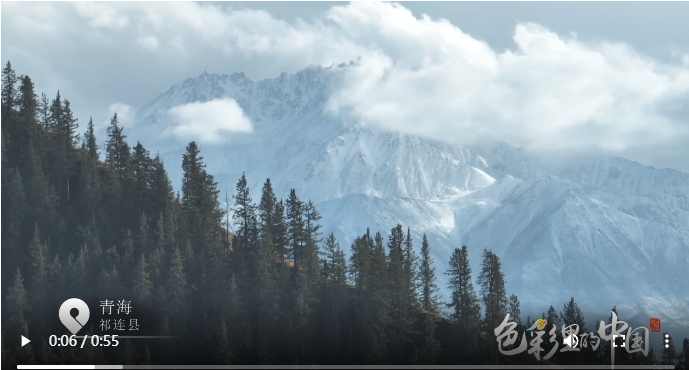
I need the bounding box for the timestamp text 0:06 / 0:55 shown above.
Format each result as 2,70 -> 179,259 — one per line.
48,335 -> 119,347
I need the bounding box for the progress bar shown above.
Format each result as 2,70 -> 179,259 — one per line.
16,365 -> 677,369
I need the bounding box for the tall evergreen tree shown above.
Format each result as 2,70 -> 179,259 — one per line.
132,254 -> 153,302
507,294 -> 522,325
11,75 -> 41,176
83,117 -> 99,160
403,228 -> 420,307
419,234 -> 440,313
445,246 -> 481,358
131,142 -> 153,219
61,99 -> 80,147
1,61 -> 18,110
285,189 -> 304,266
149,154 -> 174,219
386,225 -> 417,363
546,305 -> 562,329
272,200 -> 289,263
301,200 -> 322,285
678,338 -> 688,370
477,249 -> 508,330
215,318 -> 234,364
5,269 -> 30,347
105,112 -> 131,183
166,246 -> 188,325
26,140 -> 57,238
2,170 -> 26,271
232,174 -> 258,247
28,225 -> 49,338
258,178 -> 277,247
446,246 -> 481,328
561,297 -> 586,330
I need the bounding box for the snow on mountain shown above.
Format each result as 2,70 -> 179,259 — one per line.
129,65 -> 689,335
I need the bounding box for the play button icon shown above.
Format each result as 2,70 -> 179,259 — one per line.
21,336 -> 30,347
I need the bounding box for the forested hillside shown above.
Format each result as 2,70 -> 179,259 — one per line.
2,62 -> 687,366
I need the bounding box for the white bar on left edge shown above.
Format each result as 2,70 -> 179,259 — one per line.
18,366 -> 96,369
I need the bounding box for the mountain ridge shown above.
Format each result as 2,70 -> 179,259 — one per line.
128,66 -> 689,335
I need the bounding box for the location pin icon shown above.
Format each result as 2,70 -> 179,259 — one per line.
59,298 -> 90,335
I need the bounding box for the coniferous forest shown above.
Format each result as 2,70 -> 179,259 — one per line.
3,62 -> 689,367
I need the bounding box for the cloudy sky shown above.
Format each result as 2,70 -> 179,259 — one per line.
3,1 -> 689,172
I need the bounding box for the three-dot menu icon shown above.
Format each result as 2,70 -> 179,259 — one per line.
665,333 -> 670,348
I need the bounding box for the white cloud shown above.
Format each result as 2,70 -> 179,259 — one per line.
166,98 -> 253,144
137,36 -> 159,51
106,103 -> 134,128
4,1 -> 689,170
322,3 -> 689,154
63,1 -> 688,156
73,2 -> 129,30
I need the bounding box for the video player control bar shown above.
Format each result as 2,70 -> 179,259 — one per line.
17,365 -> 676,369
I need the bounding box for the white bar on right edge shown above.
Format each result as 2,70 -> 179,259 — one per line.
18,366 -> 96,369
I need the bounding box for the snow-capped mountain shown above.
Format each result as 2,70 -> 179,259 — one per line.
129,65 -> 689,336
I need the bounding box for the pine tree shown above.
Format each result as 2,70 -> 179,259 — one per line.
561,297 -> 586,330
131,142 -> 153,218
446,246 -> 481,327
678,338 -> 688,370
232,175 -> 260,318
61,99 -> 79,147
232,173 -> 259,277
37,93 -> 50,129
136,212 -> 150,252
272,200 -> 289,263
478,249 -> 508,330
350,231 -> 390,364
419,234 -> 440,313
319,232 -> 348,362
12,75 -> 41,176
26,140 -> 57,235
182,142 -> 224,291
302,200 -> 322,284
105,112 -> 131,183
132,255 -> 153,302
149,154 -> 174,218
28,225 -> 49,338
167,246 -> 188,323
77,121 -> 102,221
2,170 -> 26,269
83,117 -> 99,160
285,189 -> 304,266
66,244 -> 90,296
1,61 -> 18,110
387,224 -> 416,363
321,232 -> 347,284
546,305 -> 561,331
45,91 -> 75,199
5,269 -> 31,347
103,112 -> 132,240
403,227 -> 420,306
258,178 -> 277,247
507,294 -> 522,325
216,318 -> 234,364
445,246 -> 481,357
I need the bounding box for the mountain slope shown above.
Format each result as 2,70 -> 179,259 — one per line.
129,66 -> 689,334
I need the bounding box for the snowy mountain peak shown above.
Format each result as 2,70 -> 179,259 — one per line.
131,66 -> 689,334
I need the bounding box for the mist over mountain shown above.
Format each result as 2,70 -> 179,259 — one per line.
129,65 -> 689,335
